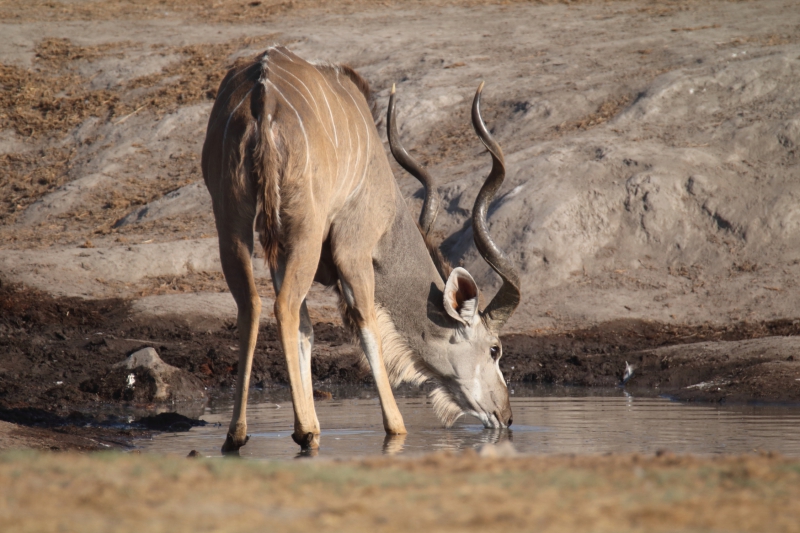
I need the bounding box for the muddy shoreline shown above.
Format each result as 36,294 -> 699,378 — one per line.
2,280 -> 799,451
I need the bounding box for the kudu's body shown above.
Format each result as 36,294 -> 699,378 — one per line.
202,47 -> 519,452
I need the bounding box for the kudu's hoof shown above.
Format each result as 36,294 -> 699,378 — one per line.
221,432 -> 249,456
292,431 -> 319,450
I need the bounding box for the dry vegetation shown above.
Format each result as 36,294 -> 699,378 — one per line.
1,450 -> 799,532
558,94 -> 633,132
0,35 -> 275,246
133,269 -> 275,297
0,0 -> 689,24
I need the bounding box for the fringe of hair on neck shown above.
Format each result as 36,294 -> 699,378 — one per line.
429,385 -> 465,428
336,289 -> 466,428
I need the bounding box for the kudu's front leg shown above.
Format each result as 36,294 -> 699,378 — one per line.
338,258 -> 407,436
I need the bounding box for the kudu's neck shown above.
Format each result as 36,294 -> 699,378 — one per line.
370,186 -> 453,373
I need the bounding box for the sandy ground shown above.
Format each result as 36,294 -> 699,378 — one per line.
1,450 -> 799,532
2,0 -> 800,330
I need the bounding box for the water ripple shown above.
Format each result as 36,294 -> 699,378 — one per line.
140,386 -> 800,459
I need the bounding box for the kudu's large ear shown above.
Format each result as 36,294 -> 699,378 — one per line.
444,267 -> 480,326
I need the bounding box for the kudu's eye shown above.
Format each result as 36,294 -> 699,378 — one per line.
490,345 -> 500,361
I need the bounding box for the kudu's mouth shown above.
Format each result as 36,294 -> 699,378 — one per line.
465,396 -> 512,429
468,410 -> 509,429
435,382 -> 511,429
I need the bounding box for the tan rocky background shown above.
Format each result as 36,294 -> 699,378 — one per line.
3,0 -> 800,333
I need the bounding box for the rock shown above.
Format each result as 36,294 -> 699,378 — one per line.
136,412 -> 206,432
89,347 -> 206,403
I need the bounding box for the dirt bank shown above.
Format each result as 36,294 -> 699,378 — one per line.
2,450 -> 800,532
4,280 -> 800,413
0,282 -> 363,411
502,322 -> 800,403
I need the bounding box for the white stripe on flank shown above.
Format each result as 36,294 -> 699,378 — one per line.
271,64 -> 324,124
271,50 -> 325,118
315,73 -> 342,180
335,72 -> 361,198
217,65 -> 252,102
264,79 -> 310,176
317,72 -> 342,148
221,86 -> 256,180
319,85 -> 338,146
269,69 -> 336,173
274,64 -> 337,149
269,45 -> 294,62
320,71 -> 351,182
209,67 -> 255,134
338,74 -> 371,203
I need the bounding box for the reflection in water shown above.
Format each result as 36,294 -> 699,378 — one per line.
383,434 -> 407,455
139,385 -> 800,459
295,448 -> 318,459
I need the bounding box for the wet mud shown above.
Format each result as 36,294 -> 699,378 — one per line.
2,281 -> 800,450
502,321 -> 800,403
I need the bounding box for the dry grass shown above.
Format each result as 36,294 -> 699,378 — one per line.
1,450 -> 799,532
557,94 -> 633,133
0,35 -> 273,233
0,0 -> 649,24
0,147 -> 76,221
0,39 -> 127,138
134,270 -> 274,297
1,36 -> 275,139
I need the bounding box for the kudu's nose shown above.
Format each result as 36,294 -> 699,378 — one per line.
495,405 -> 513,428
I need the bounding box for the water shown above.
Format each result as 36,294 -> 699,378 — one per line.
139,385 -> 800,458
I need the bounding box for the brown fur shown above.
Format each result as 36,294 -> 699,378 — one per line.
204,47 -> 514,452
249,79 -> 282,269
243,57 -> 379,269
339,64 -> 378,121
317,62 -> 379,122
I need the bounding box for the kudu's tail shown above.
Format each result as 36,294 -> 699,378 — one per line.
250,80 -> 282,270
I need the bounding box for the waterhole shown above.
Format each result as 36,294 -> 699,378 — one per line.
139,385 -> 800,458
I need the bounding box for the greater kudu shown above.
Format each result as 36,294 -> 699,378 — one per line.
202,46 -> 520,453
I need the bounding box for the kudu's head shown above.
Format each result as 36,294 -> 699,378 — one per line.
387,83 -> 521,429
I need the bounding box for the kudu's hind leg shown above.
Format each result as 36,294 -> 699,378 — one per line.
273,235 -> 324,449
271,260 -> 320,435
337,255 -> 407,435
217,219 -> 262,454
